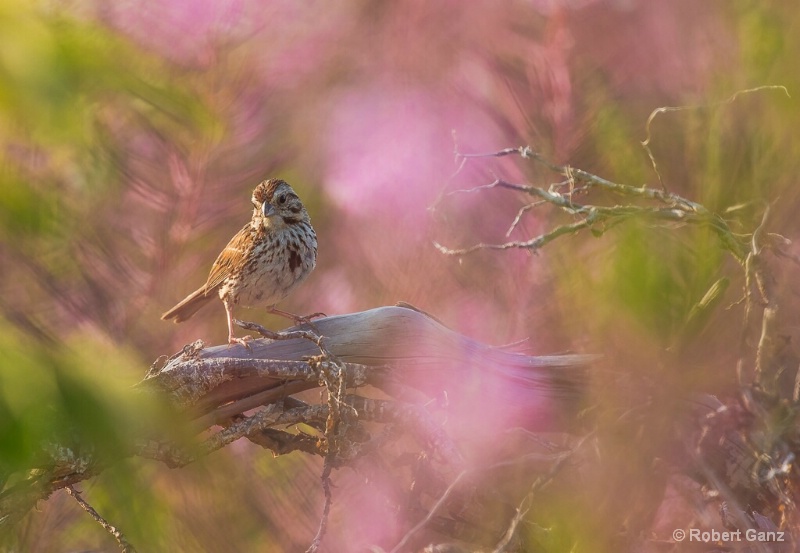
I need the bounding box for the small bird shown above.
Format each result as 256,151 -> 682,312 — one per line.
161,179 -> 318,345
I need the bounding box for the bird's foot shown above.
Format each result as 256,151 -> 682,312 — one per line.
228,334 -> 252,350
267,307 -> 326,331
292,312 -> 326,326
289,312 -> 326,334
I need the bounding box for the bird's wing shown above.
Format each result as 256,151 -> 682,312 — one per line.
204,222 -> 254,291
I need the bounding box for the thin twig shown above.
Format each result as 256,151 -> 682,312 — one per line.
305,330 -> 350,552
491,434 -> 591,552
492,494 -> 531,553
66,486 -> 137,553
442,181 -> 503,198
435,217 -> 592,256
306,456 -> 335,553
505,202 -> 539,237
389,470 -> 468,553
640,85 -> 790,191
201,403 -> 284,456
457,147 -> 522,159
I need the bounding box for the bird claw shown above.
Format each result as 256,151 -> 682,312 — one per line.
292,312 -> 326,326
228,335 -> 253,350
288,313 -> 326,335
265,307 -> 326,332
304,311 -> 327,321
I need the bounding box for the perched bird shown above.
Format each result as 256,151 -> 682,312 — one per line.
161,179 -> 317,345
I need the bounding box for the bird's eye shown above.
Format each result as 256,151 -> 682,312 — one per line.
278,194 -> 287,205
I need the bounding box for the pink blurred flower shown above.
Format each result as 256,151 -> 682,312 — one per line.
101,0 -> 245,65
323,83 -> 508,224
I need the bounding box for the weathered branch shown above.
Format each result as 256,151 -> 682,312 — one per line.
1,305 -> 596,548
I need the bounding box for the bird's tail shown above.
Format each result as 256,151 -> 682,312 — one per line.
161,287 -> 215,323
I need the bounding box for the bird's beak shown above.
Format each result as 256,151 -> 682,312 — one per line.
262,202 -> 275,218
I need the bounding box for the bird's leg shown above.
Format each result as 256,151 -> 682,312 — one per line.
225,300 -> 252,348
266,305 -> 326,331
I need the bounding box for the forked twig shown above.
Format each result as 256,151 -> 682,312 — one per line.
439,151 -> 747,263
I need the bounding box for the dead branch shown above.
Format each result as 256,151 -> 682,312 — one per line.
0,305 -> 596,550
436,151 -> 747,262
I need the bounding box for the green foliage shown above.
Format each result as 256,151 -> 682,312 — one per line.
0,1 -> 218,247
521,497 -> 607,553
76,460 -> 174,550
737,2 -> 785,78
0,169 -> 54,237
589,222 -> 726,346
0,318 -> 172,476
590,104 -> 650,185
0,7 -> 211,526
0,3 -> 215,149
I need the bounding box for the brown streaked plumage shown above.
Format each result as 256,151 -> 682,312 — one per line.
161,179 -> 317,345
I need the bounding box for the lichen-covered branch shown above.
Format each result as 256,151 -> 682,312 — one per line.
438,148 -> 748,262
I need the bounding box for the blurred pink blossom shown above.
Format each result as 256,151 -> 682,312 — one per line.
101,0 -> 245,65
324,86 -> 459,221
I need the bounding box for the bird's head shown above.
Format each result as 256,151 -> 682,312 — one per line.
252,179 -> 310,227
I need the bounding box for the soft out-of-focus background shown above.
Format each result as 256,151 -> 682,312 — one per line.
1,0 -> 799,551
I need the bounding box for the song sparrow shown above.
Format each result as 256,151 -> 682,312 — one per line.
161,179 -> 318,345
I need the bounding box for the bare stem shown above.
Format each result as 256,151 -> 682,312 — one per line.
66,486 -> 137,553
389,470 -> 468,553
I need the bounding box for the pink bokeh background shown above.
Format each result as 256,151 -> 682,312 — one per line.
5,0 -> 796,550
